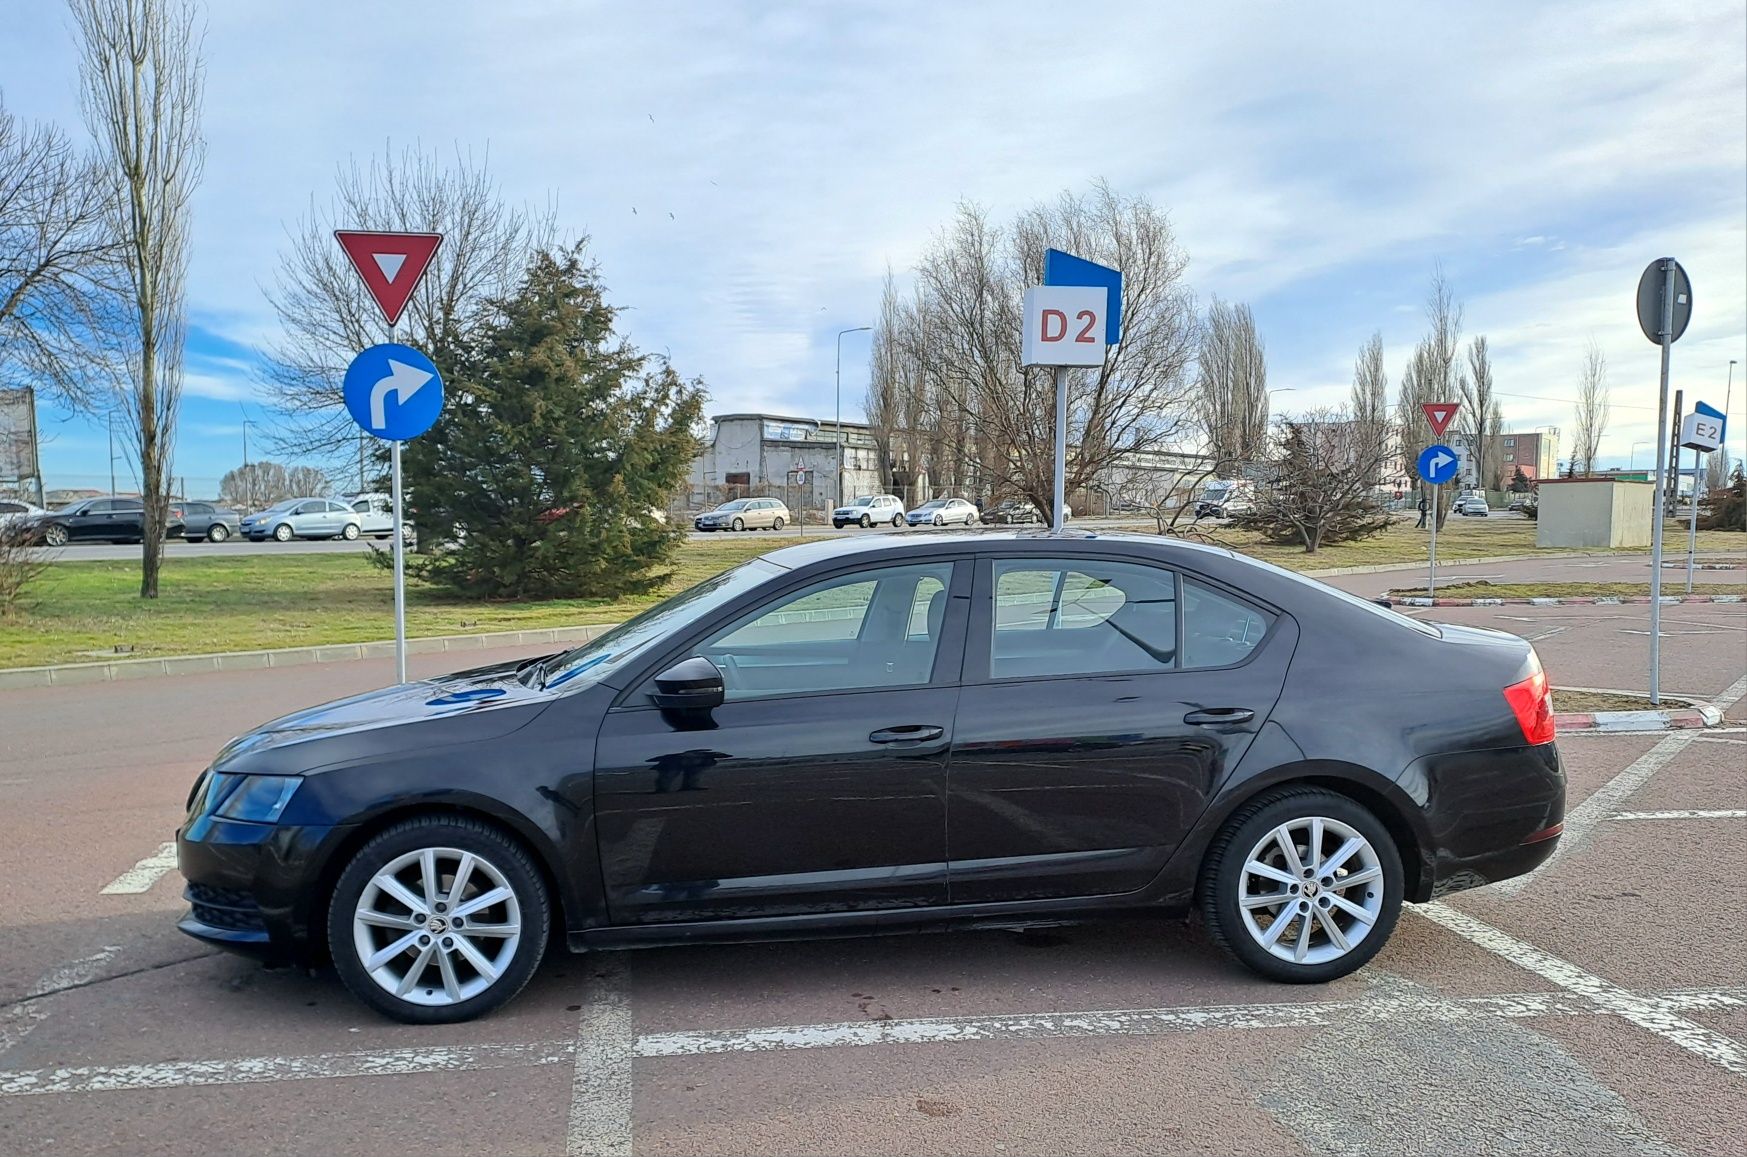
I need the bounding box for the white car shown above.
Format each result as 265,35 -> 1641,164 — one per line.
1453,495 -> 1491,517
0,498 -> 49,531
347,494 -> 415,542
906,497 -> 980,527
831,494 -> 906,529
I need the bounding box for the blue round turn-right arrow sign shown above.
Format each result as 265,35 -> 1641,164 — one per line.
342,343 -> 444,442
1417,443 -> 1460,486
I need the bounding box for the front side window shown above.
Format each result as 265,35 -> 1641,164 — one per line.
295,501 -> 323,515
694,562 -> 955,700
988,558 -> 1178,679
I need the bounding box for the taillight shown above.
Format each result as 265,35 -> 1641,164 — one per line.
1503,663 -> 1556,745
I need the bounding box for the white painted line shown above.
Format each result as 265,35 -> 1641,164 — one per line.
1696,736 -> 1747,746
1417,902 -> 1747,1076
4,984 -> 1742,1097
100,842 -> 177,895
0,945 -> 124,1059
1498,671 -> 1747,898
1611,809 -> 1747,821
1524,626 -> 1570,642
567,954 -> 632,1157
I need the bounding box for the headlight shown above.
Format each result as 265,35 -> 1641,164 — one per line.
197,773 -> 302,823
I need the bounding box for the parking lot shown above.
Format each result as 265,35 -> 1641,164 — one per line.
1,577 -> 1743,1156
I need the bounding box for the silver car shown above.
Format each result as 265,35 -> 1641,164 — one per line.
694,497 -> 790,532
906,497 -> 980,527
832,494 -> 906,529
241,497 -> 365,542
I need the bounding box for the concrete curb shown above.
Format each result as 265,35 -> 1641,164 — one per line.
1300,551 -> 1618,579
1555,705 -> 1723,733
1658,561 -> 1744,570
1395,594 -> 1742,608
0,624 -> 614,690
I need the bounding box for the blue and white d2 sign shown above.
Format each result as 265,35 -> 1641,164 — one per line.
342,343 -> 444,442
1417,443 -> 1460,485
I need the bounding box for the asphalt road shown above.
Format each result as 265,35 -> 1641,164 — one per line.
1,566 -> 1744,1154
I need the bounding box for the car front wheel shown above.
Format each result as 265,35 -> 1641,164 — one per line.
273,524 -> 294,542
859,515 -> 871,528
731,517 -> 744,532
329,816 -> 550,1025
1199,787 -> 1402,984
42,524 -> 69,547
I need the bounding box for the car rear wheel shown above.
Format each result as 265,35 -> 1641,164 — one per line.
273,524 -> 294,542
206,524 -> 229,543
42,524 -> 69,547
891,514 -> 903,527
329,816 -> 550,1025
965,514 -> 976,526
1200,787 -> 1402,984
341,523 -> 360,540
731,517 -> 745,532
772,516 -> 784,531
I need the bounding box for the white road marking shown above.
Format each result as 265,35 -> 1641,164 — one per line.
100,842 -> 178,895
0,945 -> 124,1059
1417,903 -> 1747,1076
1696,735 -> 1747,746
1498,671 -> 1747,897
2,984 -> 1742,1097
1611,809 -> 1747,821
567,955 -> 632,1157
1524,626 -> 1570,642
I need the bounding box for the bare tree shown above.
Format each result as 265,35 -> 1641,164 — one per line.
0,95 -> 119,408
1706,442 -> 1732,493
73,0 -> 206,599
1459,334 -> 1498,490
1349,331 -> 1388,433
1395,269 -> 1466,526
0,520 -> 52,614
1572,338 -> 1610,474
1239,408 -> 1393,552
261,143 -> 550,459
1194,297 -> 1268,475
1484,399 -> 1504,490
286,464 -> 330,497
876,182 -> 1198,524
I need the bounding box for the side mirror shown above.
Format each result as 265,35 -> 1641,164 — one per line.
649,656 -> 725,712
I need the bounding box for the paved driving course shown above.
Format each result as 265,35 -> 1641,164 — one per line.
2,567 -> 1743,1155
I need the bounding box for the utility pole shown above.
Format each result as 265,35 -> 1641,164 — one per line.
241,416 -> 255,511
834,326 -> 871,508
108,413 -> 116,495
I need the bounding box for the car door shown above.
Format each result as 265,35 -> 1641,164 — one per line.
285,500 -> 320,536
108,498 -> 144,540
946,552 -> 1298,904
65,499 -> 107,539
592,558 -> 970,924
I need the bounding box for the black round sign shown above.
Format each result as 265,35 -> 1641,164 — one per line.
1636,258 -> 1692,345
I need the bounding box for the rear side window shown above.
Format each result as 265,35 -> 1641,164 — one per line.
988,558 -> 1178,679
1181,580 -> 1272,668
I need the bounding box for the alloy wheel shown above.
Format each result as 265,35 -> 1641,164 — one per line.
1236,816 -> 1384,965
351,846 -> 524,1008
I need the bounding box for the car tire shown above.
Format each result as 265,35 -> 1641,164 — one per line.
859,515 -> 871,529
273,524 -> 294,542
42,524 -> 70,547
731,517 -> 745,532
342,523 -> 360,540
206,524 -> 230,543
891,514 -> 903,528
1199,786 -> 1403,985
328,815 -> 551,1025
965,514 -> 977,526
932,514 -> 944,526
772,517 -> 784,531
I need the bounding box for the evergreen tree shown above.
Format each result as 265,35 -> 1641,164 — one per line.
402,244 -> 704,598
1509,467 -> 1531,493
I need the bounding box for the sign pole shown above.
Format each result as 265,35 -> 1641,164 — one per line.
1428,483 -> 1438,598
391,438 -> 407,683
1052,366 -> 1068,532
1647,259 -> 1675,705
1685,446 -> 1701,592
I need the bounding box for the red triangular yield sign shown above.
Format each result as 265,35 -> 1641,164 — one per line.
334,230 -> 443,327
1421,401 -> 1460,438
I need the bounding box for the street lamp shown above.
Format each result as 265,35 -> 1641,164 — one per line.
834,326 -> 871,508
1629,440 -> 1653,470
1724,359 -> 1738,481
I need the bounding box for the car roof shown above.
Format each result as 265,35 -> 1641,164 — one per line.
757,529 -> 1237,571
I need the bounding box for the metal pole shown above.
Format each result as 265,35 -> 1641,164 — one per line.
1428,483 -> 1438,598
1685,446 -> 1701,592
834,339 -> 843,510
1647,259 -> 1675,705
108,414 -> 115,495
1052,365 -> 1068,532
1725,360 -> 1737,485
391,438 -> 407,684
1666,390 -> 1683,518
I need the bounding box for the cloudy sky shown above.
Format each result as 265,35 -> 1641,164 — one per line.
4,0 -> 1744,492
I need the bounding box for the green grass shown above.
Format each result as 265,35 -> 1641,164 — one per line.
1,519 -> 1742,669
1387,581 -> 1747,599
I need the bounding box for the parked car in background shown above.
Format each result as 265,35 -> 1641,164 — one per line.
980,499 -> 1071,525
694,497 -> 789,532
241,498 -> 364,542
1453,495 -> 1491,517
347,494 -> 415,542
1195,479 -> 1256,519
831,494 -> 905,529
18,496 -> 184,546
171,501 -> 241,543
0,498 -> 49,531
906,497 -> 980,527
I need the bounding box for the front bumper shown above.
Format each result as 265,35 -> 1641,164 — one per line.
176,814 -> 351,963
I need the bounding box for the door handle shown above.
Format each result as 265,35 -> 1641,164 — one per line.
1184,708 -> 1255,726
869,725 -> 945,744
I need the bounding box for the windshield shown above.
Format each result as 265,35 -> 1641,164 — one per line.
538,558 -> 786,690
715,500 -> 749,511
850,496 -> 875,505
918,500 -> 945,509
1204,482 -> 1234,496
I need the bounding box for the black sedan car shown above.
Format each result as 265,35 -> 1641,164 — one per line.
177,531 -> 1563,1023
24,496 -> 184,545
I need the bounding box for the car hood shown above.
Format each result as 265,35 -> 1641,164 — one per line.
210,657 -> 554,776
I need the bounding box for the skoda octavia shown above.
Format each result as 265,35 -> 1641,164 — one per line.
177,532 -> 1563,1023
